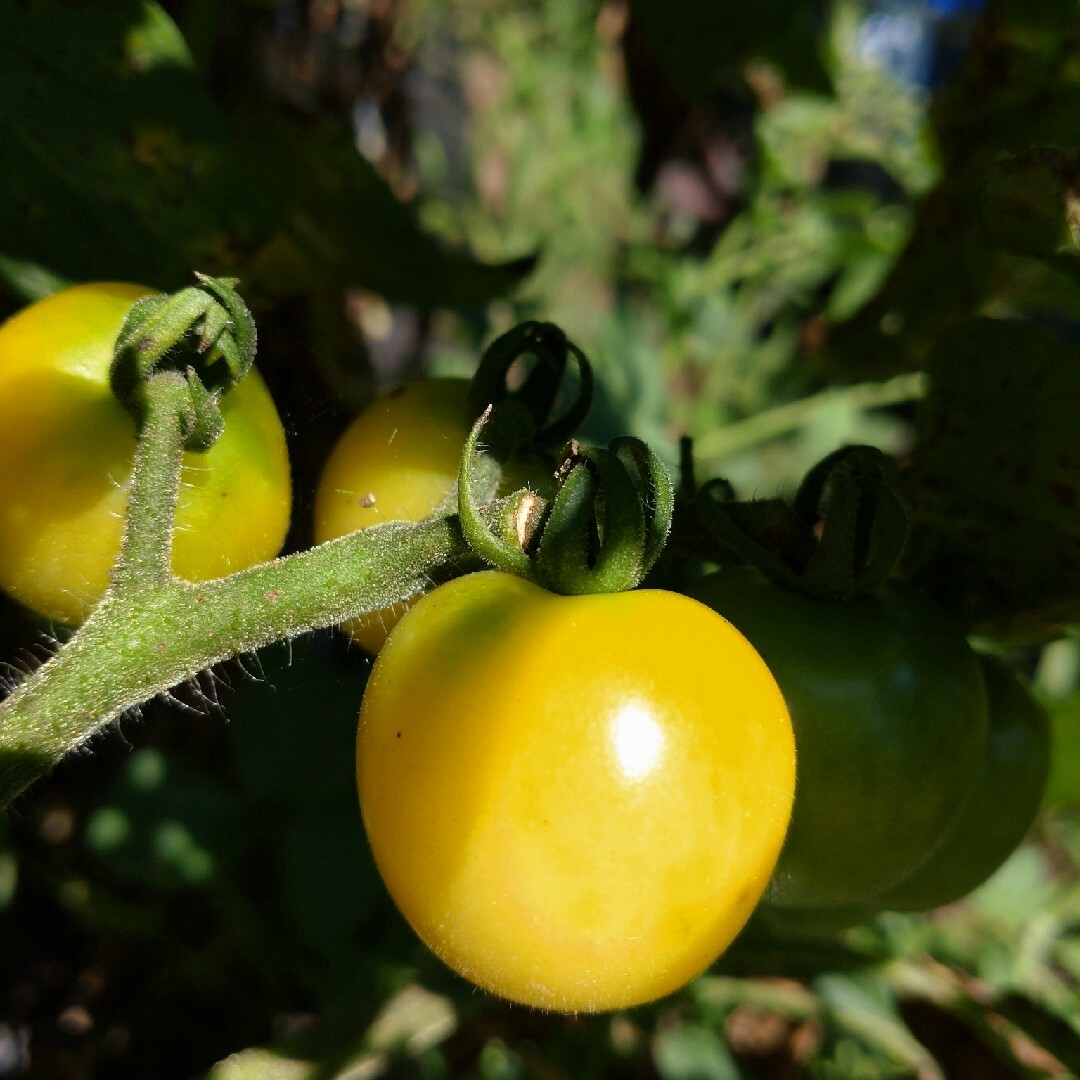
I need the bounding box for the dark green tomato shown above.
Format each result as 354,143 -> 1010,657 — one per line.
756,655 -> 1050,932
687,566 -> 988,909
872,652 -> 1049,911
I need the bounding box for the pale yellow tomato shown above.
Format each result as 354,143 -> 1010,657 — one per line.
0,282 -> 291,625
314,378 -> 543,653
357,571 -> 796,1012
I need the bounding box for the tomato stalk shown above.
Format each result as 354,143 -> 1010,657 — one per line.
0,299 -> 540,806
0,502 -> 489,806
109,372 -> 192,591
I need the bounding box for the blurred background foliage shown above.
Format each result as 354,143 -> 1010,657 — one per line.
1,0 -> 1080,1076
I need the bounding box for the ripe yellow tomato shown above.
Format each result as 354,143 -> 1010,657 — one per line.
314,378 -> 545,653
0,282 -> 291,625
357,571 -> 796,1012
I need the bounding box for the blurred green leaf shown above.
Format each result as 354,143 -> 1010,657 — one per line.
246,116 -> 537,309
1046,692 -> 1080,809
653,1024 -> 743,1080
968,845 -> 1056,929
815,973 -> 942,1080
993,992 -> 1080,1074
206,986 -> 456,1080
0,0 -> 277,295
0,1 -> 531,309
85,747 -> 247,890
279,812 -> 383,960
902,318 -> 1080,641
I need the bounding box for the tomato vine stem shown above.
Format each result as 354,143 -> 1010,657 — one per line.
0,366 -> 528,807
109,372 -> 190,592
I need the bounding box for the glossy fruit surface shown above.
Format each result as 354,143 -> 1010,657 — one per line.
877,652 -> 1049,911
0,282 -> 291,625
688,566 -> 988,909
315,378 -> 544,653
757,654 -> 1050,931
357,570 -> 796,1011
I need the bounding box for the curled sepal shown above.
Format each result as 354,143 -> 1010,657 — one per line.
467,321 -> 594,448
534,439 -> 674,595
697,445 -> 908,600
110,275 -> 257,450
609,436 -> 674,578
180,367 -> 226,452
458,407 -> 538,581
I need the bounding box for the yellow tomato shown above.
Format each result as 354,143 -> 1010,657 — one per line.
357,571 -> 796,1012
314,378 -> 542,653
0,282 -> 291,625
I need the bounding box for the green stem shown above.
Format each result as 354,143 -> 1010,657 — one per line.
110,373 -> 189,592
0,368 -> 489,807
0,515 -> 474,807
693,371 -> 928,461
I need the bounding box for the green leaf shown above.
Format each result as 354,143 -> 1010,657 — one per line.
993,992 -> 1080,1074
84,747 -> 248,891
1046,692 -> 1080,809
0,2 -> 532,310
247,114 -> 535,309
205,986 -> 456,1080
653,1024 -> 743,1080
902,318 -> 1080,641
279,813 -> 383,960
0,0 -> 278,295
815,973 -> 942,1080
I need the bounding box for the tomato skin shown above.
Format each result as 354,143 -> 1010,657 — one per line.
357,571 -> 796,1012
687,566 -> 988,910
757,654 -> 1050,932
313,378 -> 471,652
873,652 -> 1049,911
314,378 -> 546,653
0,283 -> 291,625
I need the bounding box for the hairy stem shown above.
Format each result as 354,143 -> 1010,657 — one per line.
110,373 -> 189,591
0,515 -> 474,806
0,371 -> 485,807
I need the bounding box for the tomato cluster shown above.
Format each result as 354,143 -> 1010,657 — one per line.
346,415 -> 1046,1002
0,285 -> 1051,1015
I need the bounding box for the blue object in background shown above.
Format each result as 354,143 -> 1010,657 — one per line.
855,0 -> 987,91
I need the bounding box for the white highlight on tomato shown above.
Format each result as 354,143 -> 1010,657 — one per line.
612,701 -> 665,781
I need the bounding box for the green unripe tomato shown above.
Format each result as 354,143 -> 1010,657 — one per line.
757,653 -> 1050,931
873,652 -> 1049,911
358,571 -> 796,1012
687,566 -> 988,909
0,283 -> 291,625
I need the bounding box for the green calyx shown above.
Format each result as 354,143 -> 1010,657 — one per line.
695,445 -> 908,600
109,273 -> 257,451
457,410 -> 673,597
